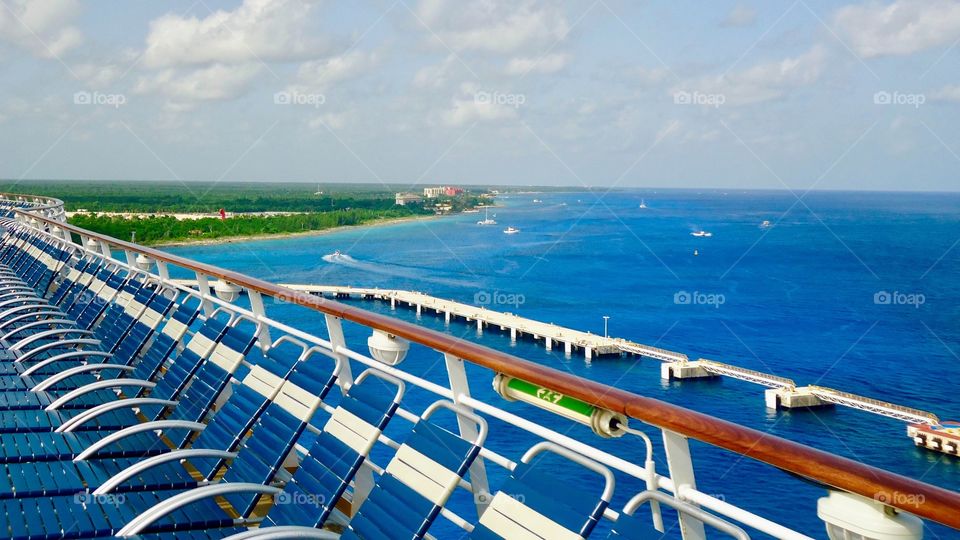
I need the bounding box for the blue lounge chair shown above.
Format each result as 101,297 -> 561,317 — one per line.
115,368 -> 405,538
0,337 -> 339,499
469,442 -> 615,540
0,312 -> 235,460
2,368 -> 401,538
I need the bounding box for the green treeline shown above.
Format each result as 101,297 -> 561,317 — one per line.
68,208 -> 422,245
1,181 -> 483,213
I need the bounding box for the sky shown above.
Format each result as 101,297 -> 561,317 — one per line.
0,0 -> 959,191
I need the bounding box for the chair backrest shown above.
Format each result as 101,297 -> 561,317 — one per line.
143,314 -> 231,403
188,343 -> 340,475
161,319 -> 262,437
470,442 -> 615,540
120,296 -> 195,375
217,365 -> 395,520
261,368 -> 404,530
97,281 -> 158,353
344,401 -> 487,540
72,267 -> 126,327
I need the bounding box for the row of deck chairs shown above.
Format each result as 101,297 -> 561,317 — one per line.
0,218 -> 748,539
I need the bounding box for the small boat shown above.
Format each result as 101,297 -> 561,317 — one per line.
503,227 -> 520,234
693,249 -> 699,256
690,230 -> 712,237
477,207 -> 497,226
760,220 -> 772,229
639,199 -> 647,209
462,209 -> 480,214
532,199 -> 542,203
333,250 -> 342,257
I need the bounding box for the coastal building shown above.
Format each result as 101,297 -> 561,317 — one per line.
444,186 -> 464,196
394,192 -> 423,206
423,186 -> 444,198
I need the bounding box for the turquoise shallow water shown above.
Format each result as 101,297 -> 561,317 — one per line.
166,189 -> 960,538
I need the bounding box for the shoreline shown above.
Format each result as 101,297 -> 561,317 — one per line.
150,214 -> 443,248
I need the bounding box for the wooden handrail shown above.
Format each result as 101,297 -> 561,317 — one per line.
8,204 -> 960,529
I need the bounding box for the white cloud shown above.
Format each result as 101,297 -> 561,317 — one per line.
504,53 -> 569,75
678,46 -> 826,106
833,0 -> 960,58
72,50 -> 139,88
416,0 -> 568,54
293,50 -> 380,90
441,83 -> 518,126
721,4 -> 757,27
143,0 -> 324,68
309,111 -> 351,130
0,0 -> 83,58
134,63 -> 262,110
930,84 -> 960,102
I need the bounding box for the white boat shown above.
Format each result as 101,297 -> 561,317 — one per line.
503,227 -> 520,234
462,209 -> 480,214
760,220 -> 772,229
477,207 -> 497,226
532,199 -> 542,203
690,230 -> 712,237
639,199 -> 647,209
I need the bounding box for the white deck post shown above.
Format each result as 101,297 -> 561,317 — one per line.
444,353 -> 492,517
663,430 -> 707,540
247,290 -> 272,351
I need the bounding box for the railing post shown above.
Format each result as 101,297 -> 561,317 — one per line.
444,352 -> 492,516
663,430 -> 707,540
155,260 -> 170,281
247,290 -> 272,351
194,272 -> 215,316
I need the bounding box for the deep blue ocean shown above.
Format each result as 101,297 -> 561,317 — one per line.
165,190 -> 960,538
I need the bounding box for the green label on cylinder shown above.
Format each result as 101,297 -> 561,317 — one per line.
506,377 -> 596,417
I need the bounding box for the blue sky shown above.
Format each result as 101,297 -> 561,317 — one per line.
0,0 -> 959,190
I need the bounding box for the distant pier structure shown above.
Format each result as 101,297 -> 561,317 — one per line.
175,279 -> 946,440
175,280 -> 685,362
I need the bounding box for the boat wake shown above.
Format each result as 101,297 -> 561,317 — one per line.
321,252 -> 479,288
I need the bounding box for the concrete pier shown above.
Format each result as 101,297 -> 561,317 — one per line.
765,387 -> 829,410
660,361 -> 720,381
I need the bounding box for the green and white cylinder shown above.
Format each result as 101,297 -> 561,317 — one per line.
493,374 -> 627,438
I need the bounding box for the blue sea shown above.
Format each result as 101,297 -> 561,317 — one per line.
166,190 -> 960,538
